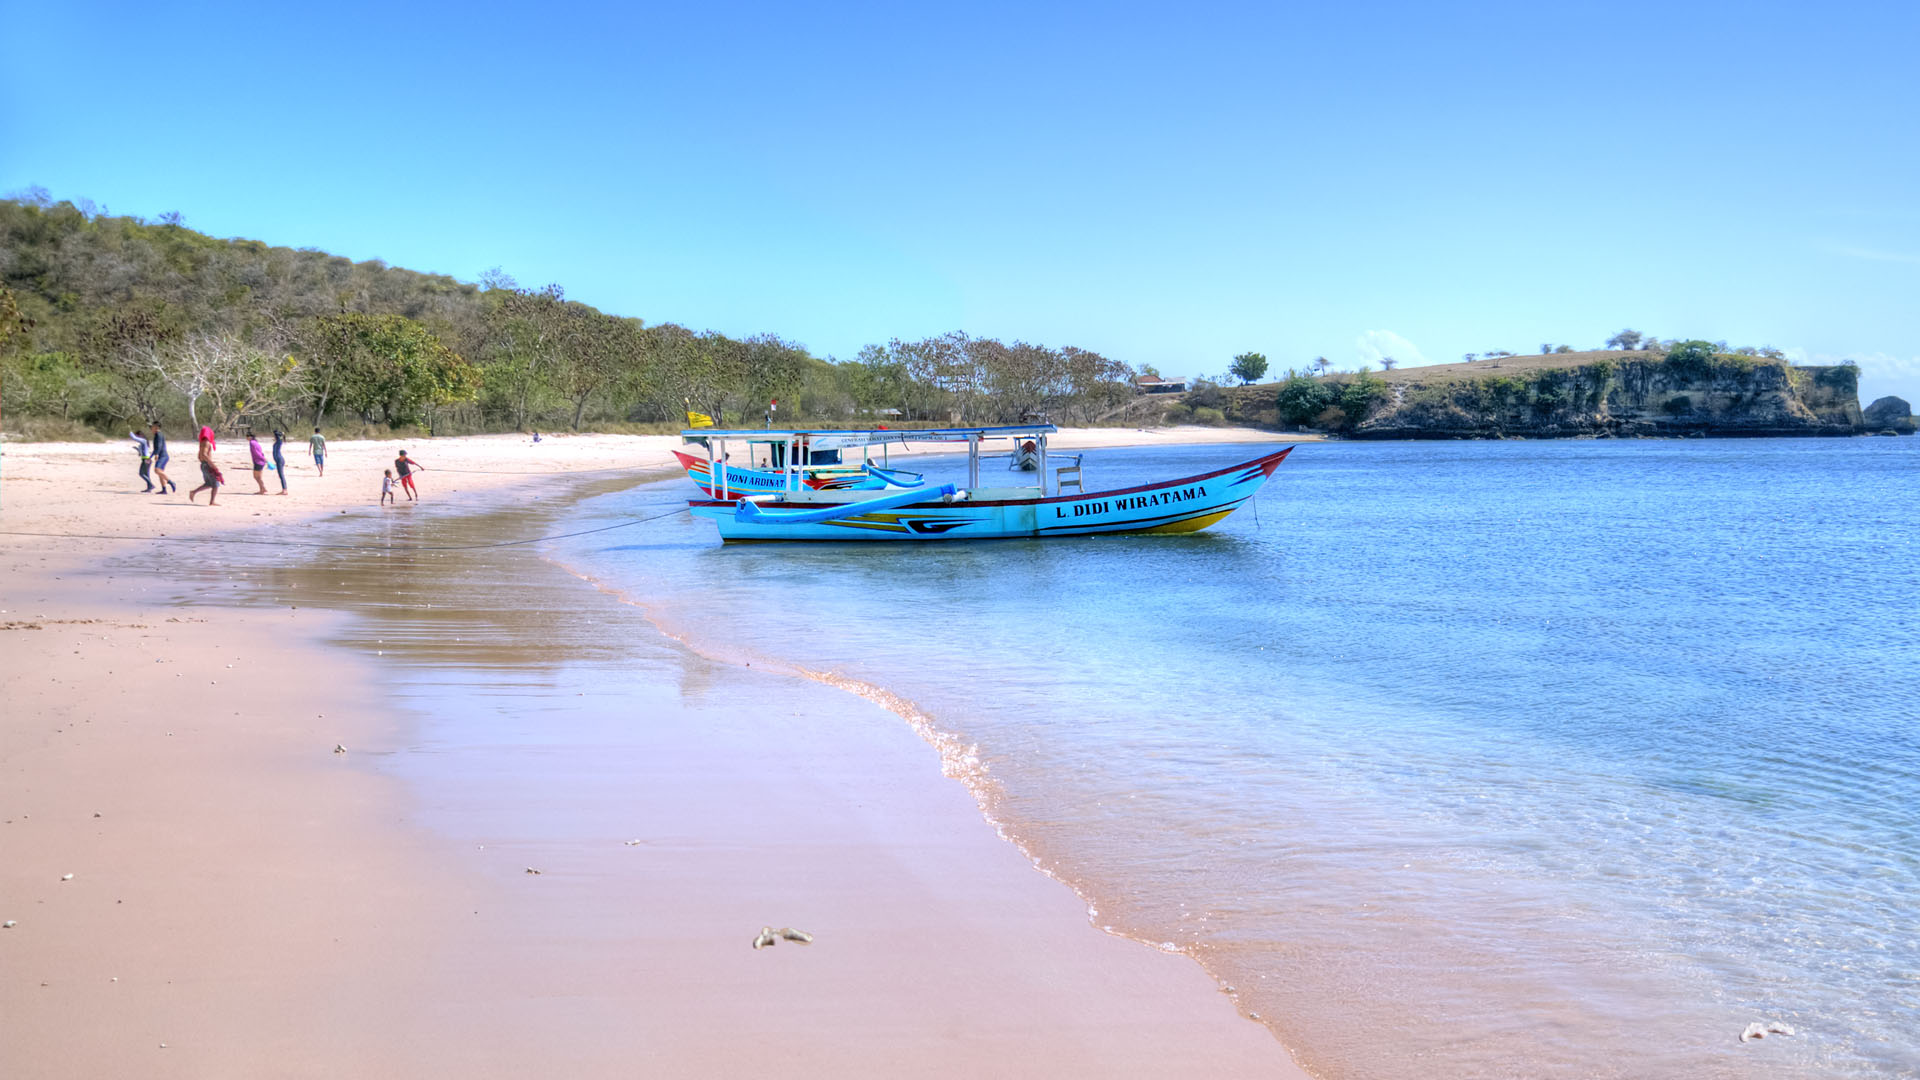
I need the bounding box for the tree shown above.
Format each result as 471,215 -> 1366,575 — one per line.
740,333 -> 811,423
0,286 -> 30,354
1380,357 -> 1398,371
1229,351 -> 1269,385
80,305 -> 177,421
1462,353 -> 1477,363
299,313 -> 477,427
550,305 -> 644,430
1311,356 -> 1332,377
480,284 -> 568,430
1058,345 -> 1131,424
849,342 -> 911,418
649,325 -> 746,427
1341,369 -> 1388,420
1553,345 -> 1574,354
143,330 -> 295,429
1605,328 -> 1645,351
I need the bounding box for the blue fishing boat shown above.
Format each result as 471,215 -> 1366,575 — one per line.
671,448 -> 923,495
680,425 -> 1292,542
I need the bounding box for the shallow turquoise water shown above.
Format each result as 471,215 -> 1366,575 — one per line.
555,438 -> 1919,1079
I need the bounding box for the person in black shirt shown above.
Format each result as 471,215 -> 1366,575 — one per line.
149,422 -> 176,494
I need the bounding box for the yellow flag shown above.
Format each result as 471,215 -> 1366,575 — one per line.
685,404 -> 714,428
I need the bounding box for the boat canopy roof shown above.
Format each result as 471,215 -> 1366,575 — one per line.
680,424 -> 1057,447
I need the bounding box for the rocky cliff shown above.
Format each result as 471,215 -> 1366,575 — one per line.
1214,350 -> 1873,439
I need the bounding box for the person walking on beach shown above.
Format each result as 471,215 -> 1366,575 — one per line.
188,425 -> 223,505
271,430 -> 289,494
149,421 -> 176,494
380,468 -> 396,506
394,450 -> 423,501
309,427 -> 327,477
130,429 -> 154,492
247,431 -> 269,494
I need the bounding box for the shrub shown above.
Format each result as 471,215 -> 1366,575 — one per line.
1339,370 -> 1389,419
1529,369 -> 1569,406
1185,379 -> 1226,409
1191,406 -> 1226,425
1663,395 -> 1694,415
1470,375 -> 1525,409
1815,363 -> 1860,394
1276,376 -> 1336,425
1663,340 -> 1717,382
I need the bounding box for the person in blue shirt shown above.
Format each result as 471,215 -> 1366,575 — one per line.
149,421 -> 176,494
130,429 -> 154,492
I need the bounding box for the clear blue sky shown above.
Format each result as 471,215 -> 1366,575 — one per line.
4,0 -> 1917,404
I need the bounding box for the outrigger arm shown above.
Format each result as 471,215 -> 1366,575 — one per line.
733,484 -> 961,525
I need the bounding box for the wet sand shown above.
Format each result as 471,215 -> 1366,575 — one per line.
1,437 -> 1310,1078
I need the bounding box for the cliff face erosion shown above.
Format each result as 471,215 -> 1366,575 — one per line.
1219,351 -> 1889,439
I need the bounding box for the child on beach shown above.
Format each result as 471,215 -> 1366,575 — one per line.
130,429 -> 154,492
380,469 -> 395,506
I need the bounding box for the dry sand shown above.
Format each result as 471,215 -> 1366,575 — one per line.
1,430 -> 1312,1078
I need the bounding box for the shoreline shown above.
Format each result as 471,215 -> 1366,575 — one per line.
1,434 -> 1311,1077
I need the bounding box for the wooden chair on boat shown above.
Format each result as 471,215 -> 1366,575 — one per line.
1054,454 -> 1084,494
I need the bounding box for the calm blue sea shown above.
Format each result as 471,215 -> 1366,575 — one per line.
554,437 -> 1920,1079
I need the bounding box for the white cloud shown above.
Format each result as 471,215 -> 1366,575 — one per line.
1354,329 -> 1428,370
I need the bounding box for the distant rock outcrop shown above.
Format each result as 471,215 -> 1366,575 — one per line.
1862,396 -> 1915,433
1209,351 -> 1876,439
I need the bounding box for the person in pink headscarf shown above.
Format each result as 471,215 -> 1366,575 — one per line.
188,425 -> 223,505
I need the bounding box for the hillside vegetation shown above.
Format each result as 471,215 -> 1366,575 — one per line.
0,192 -> 1133,438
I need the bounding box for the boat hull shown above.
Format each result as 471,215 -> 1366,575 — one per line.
688,448 -> 1291,542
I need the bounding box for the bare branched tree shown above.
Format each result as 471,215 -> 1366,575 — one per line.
142,330 -> 299,431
